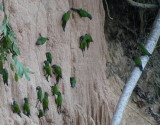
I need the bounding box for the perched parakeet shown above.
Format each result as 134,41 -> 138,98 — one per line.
71,8 -> 92,20
42,92 -> 49,114
38,109 -> 44,118
23,98 -> 30,117
62,10 -> 71,31
79,36 -> 86,56
132,56 -> 143,71
43,60 -> 52,82
36,36 -> 49,45
55,92 -> 62,114
11,101 -> 22,117
36,86 -> 42,108
2,68 -> 8,86
52,65 -> 62,84
70,77 -> 76,88
14,73 -> 18,82
84,34 -> 93,50
0,59 -> 3,74
139,44 -> 151,57
10,63 -> 14,71
46,52 -> 52,64
50,85 -> 59,96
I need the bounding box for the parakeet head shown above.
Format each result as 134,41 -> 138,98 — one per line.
50,86 -> 54,90
139,43 -> 144,48
24,98 -> 28,102
13,101 -> 17,105
46,52 -> 49,56
44,92 -> 49,97
52,65 -> 56,69
39,109 -> 43,113
70,77 -> 75,80
132,56 -> 136,60
36,86 -> 41,91
80,36 -> 84,41
67,10 -> 71,14
44,60 -> 49,65
3,68 -> 7,72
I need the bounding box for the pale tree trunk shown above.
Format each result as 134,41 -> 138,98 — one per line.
111,10 -> 160,125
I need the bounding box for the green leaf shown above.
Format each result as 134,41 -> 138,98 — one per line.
1,14 -> 7,36
8,35 -> 17,43
12,44 -> 20,56
36,36 -> 49,45
12,56 -> 34,81
0,3 -> 3,11
7,24 -> 17,43
2,36 -> 12,50
24,72 -> 30,81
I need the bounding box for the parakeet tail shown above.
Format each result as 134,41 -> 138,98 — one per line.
82,51 -> 84,57
62,22 -> 66,32
56,76 -> 60,84
57,106 -> 61,114
71,84 -> 75,88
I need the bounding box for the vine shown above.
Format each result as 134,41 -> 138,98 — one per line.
0,3 -> 33,83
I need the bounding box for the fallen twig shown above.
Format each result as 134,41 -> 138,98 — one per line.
126,0 -> 159,8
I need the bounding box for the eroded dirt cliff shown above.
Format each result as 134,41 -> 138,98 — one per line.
0,0 -> 157,125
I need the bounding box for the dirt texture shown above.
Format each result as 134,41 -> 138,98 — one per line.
0,0 -> 158,124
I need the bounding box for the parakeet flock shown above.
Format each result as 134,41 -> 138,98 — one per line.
0,5 -> 150,119
132,44 -> 151,71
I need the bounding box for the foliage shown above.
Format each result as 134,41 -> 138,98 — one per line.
0,14 -> 33,82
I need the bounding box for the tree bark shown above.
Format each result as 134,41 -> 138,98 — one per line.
111,10 -> 160,125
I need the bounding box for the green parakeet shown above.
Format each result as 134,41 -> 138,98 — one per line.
36,86 -> 42,108
50,85 -> 59,96
14,73 -> 18,82
55,92 -> 62,114
36,36 -> 49,45
132,56 -> 143,71
11,101 -> 22,117
43,60 -> 52,82
46,52 -> 52,64
52,65 -> 62,84
79,36 -> 86,56
70,77 -> 76,88
62,10 -> 71,31
2,68 -> 8,86
71,8 -> 92,20
84,34 -> 93,50
23,98 -> 30,117
10,63 -> 14,71
42,92 -> 49,114
139,44 -> 151,57
38,109 -> 44,118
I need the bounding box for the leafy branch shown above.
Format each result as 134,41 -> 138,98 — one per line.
0,9 -> 33,82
